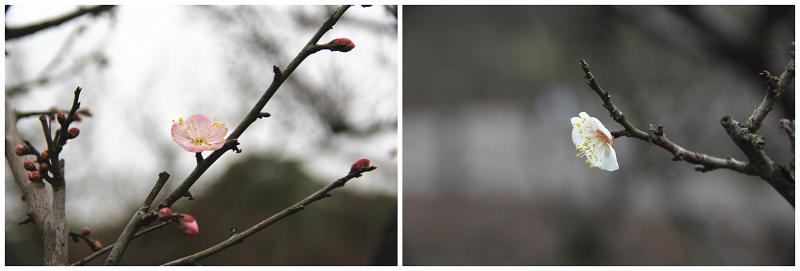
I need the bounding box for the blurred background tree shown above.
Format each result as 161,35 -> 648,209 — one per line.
403,6 -> 793,265
5,5 -> 397,265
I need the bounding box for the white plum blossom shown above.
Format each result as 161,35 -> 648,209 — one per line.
570,112 -> 619,171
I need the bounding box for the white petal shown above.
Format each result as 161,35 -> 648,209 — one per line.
570,117 -> 581,127
572,127 -> 584,147
598,144 -> 619,171
578,112 -> 590,119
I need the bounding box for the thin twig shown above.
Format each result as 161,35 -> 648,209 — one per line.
5,5 -> 114,40
71,221 -> 171,266
104,172 -> 169,265
15,108 -> 91,120
163,165 -> 377,265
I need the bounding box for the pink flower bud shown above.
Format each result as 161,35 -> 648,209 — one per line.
39,162 -> 49,171
15,144 -> 30,156
90,239 -> 102,251
81,226 -> 92,236
350,158 -> 371,173
28,171 -> 41,182
158,207 -> 173,220
68,127 -> 80,139
179,214 -> 199,236
23,160 -> 37,171
327,38 -> 355,52
37,150 -> 49,162
57,112 -> 67,124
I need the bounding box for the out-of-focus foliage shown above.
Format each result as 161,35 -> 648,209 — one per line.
404,6 -> 793,265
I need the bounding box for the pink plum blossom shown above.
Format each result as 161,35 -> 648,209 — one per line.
171,114 -> 228,153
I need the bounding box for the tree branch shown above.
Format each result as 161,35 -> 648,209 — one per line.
746,43 -> 795,131
157,5 -> 352,209
162,165 -> 377,266
579,47 -> 795,207
579,59 -> 747,173
5,5 -> 114,40
4,100 -> 51,244
104,172 -> 169,265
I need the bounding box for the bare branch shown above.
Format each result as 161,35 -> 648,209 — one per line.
746,42 -> 795,131
163,165 -> 377,266
5,5 -> 114,40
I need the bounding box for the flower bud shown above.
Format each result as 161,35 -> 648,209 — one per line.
15,144 -> 30,156
57,112 -> 67,124
68,127 -> 80,139
81,226 -> 92,236
90,239 -> 102,251
158,207 -> 173,220
327,38 -> 355,52
23,160 -> 37,171
179,214 -> 199,236
39,162 -> 49,171
350,158 -> 371,173
27,171 -> 41,182
38,150 -> 49,162
71,112 -> 82,122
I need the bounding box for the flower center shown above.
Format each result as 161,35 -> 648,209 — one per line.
594,129 -> 612,145
191,137 -> 208,146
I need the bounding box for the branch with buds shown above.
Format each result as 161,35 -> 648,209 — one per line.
163,160 -> 377,265
97,5 -> 362,265
578,42 -> 795,207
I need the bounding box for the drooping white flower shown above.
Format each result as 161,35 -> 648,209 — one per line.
570,112 -> 619,171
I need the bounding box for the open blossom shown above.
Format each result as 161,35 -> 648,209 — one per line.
570,112 -> 619,171
171,114 -> 228,153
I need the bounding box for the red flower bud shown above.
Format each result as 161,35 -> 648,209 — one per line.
68,127 -> 80,139
327,38 -> 355,52
38,150 -> 49,162
23,160 -> 37,171
350,158 -> 371,173
90,239 -> 102,251
15,144 -> 30,156
57,112 -> 67,124
179,214 -> 199,236
81,226 -> 92,236
71,113 -> 82,122
39,162 -> 49,171
27,171 -> 41,182
158,207 -> 173,220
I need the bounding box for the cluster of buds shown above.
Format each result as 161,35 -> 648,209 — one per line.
56,108 -> 91,124
15,144 -> 51,183
158,207 -> 199,236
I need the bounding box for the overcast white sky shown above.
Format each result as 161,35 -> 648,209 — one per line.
4,5 -> 397,231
